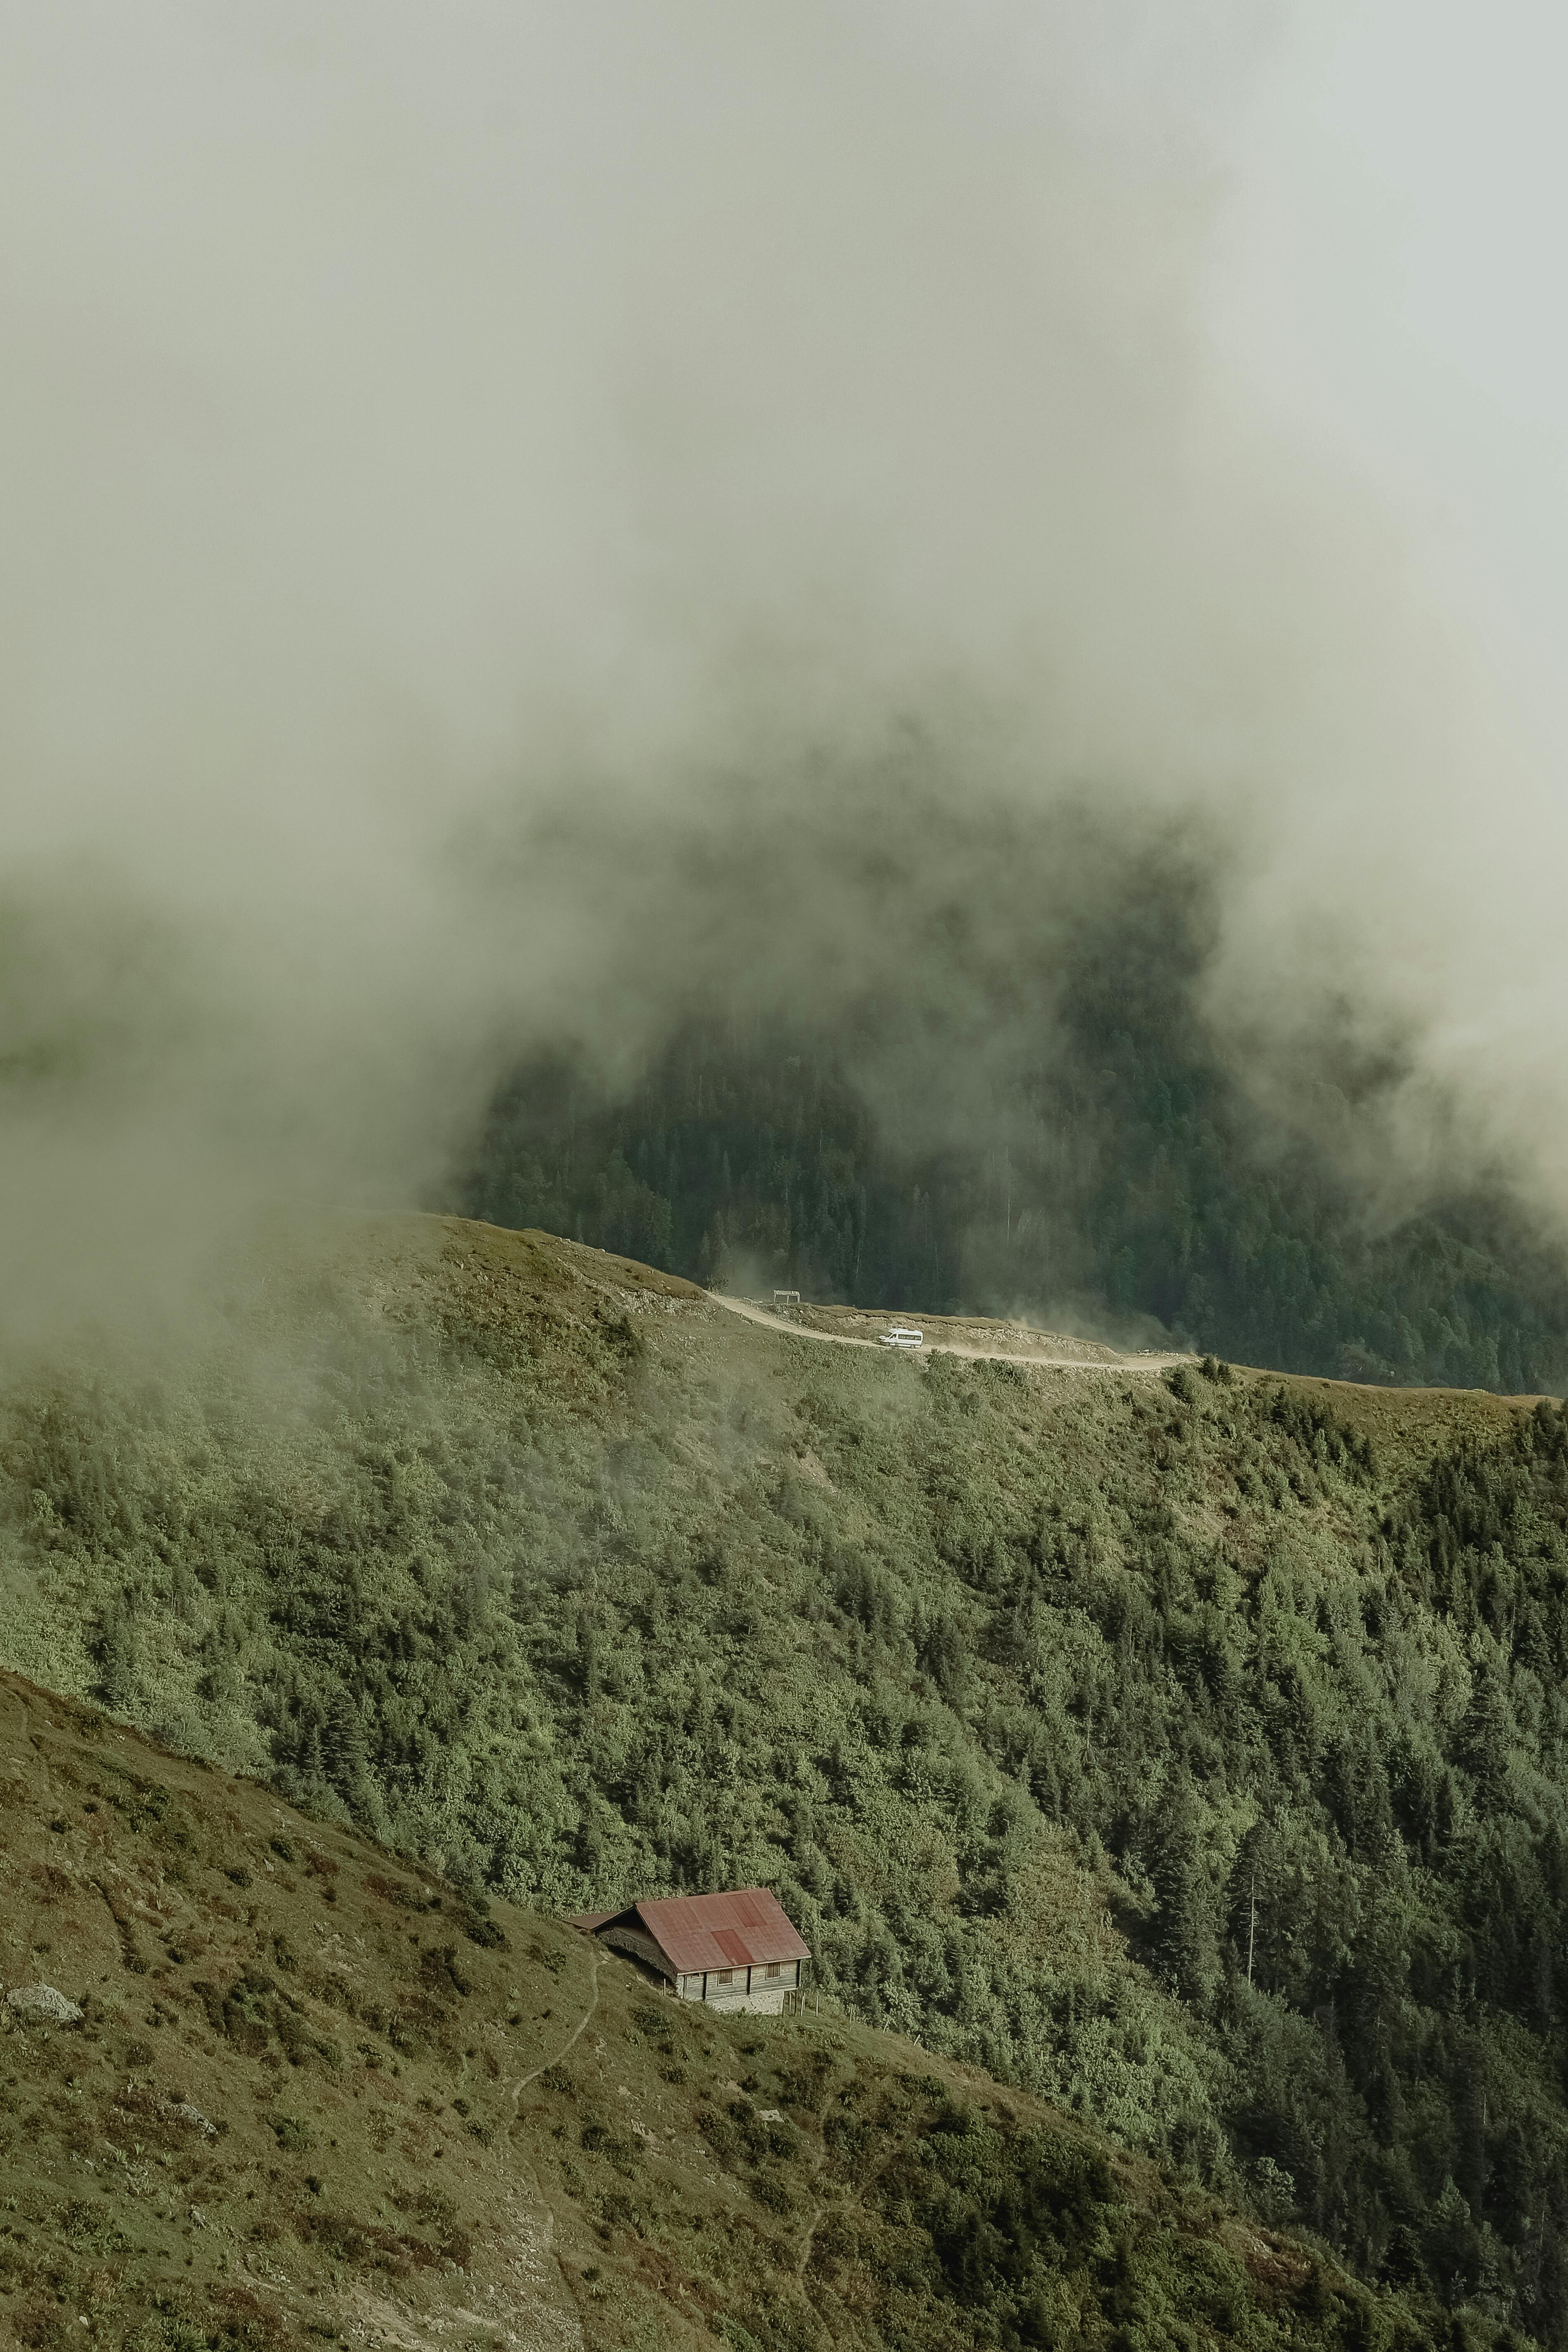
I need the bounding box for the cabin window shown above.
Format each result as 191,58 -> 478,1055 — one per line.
765,1963 -> 780,1978
716,1969 -> 733,1985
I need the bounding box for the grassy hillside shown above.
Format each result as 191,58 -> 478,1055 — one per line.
0,1668 -> 1433,2352
1,1217 -> 1566,2339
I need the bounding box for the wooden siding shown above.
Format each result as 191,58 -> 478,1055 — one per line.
674,1957 -> 802,2012
600,1923 -> 676,1981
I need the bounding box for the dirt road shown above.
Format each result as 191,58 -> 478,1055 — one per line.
706,1291 -> 1188,1375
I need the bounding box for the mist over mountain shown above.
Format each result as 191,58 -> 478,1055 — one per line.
3,4 -> 1568,1360
465,798 -> 1568,1391
14,15 -> 1568,2347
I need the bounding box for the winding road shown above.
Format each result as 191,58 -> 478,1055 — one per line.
705,1290 -> 1187,1374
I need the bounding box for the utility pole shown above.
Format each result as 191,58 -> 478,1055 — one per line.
1246,1871 -> 1258,1989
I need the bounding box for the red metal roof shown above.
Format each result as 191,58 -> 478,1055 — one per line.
571,1887 -> 809,1974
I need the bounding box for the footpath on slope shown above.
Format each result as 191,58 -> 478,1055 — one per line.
706,1290 -> 1189,1374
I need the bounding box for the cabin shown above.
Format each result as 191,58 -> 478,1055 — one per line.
570,1886 -> 810,2014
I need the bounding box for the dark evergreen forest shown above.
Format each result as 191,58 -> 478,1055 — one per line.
466,869 -> 1568,1394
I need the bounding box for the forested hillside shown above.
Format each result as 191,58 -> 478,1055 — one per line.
4,1217 -> 1568,2342
465,866 -> 1568,1393
0,1668 -> 1434,2352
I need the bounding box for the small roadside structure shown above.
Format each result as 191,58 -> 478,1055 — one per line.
570,1886 -> 810,2014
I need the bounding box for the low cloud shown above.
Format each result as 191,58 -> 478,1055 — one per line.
1,0 -> 1562,1350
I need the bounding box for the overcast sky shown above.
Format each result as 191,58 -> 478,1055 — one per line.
1212,1 -> 1568,735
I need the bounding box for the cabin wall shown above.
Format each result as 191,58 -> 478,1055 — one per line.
671,1958 -> 803,2013
587,1925 -> 809,2013
600,1925 -> 675,1980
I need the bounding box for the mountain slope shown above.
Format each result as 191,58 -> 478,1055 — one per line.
0,1668 -> 1430,2352
1,1216 -> 1566,2338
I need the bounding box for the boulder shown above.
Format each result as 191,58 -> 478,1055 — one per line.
6,1983 -> 83,2025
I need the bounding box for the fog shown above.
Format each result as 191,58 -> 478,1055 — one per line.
2,0 -> 1565,1347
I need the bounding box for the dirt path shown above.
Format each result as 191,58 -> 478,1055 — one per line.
795,2199 -> 826,2283
706,1291 -> 1186,1375
490,1950 -> 609,2351
508,1946 -> 605,2114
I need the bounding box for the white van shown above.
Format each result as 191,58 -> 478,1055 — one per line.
880,1326 -> 924,1348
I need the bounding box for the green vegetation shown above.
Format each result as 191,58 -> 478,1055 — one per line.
465,862 -> 1568,1390
4,1217 -> 1568,2340
0,1670 -> 1431,2351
